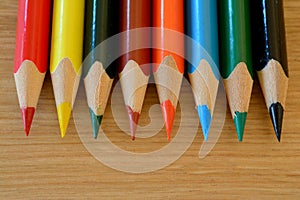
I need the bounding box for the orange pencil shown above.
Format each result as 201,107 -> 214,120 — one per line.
153,0 -> 184,140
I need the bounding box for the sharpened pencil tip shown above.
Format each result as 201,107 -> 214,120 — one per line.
233,112 -> 248,142
21,107 -> 35,136
161,100 -> 176,141
126,106 -> 140,141
89,108 -> 103,139
269,103 -> 284,142
57,102 -> 72,138
197,105 -> 212,141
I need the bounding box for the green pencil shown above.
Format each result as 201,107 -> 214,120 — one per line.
218,0 -> 253,141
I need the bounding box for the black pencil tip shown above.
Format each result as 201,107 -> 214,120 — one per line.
269,103 -> 284,142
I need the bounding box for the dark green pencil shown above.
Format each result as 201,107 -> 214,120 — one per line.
83,0 -> 119,139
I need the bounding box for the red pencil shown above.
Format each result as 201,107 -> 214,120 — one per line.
153,0 -> 184,140
14,0 -> 52,135
119,0 -> 151,140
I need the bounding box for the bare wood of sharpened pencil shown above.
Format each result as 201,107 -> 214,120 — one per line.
84,61 -> 113,117
223,62 -> 253,118
257,59 -> 288,109
14,61 -> 45,110
119,60 -> 149,113
51,58 -> 81,108
153,56 -> 182,109
189,59 -> 219,117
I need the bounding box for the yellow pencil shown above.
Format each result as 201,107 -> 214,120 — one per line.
50,0 -> 85,138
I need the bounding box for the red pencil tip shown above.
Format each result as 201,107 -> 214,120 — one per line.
21,107 -> 35,136
161,100 -> 176,141
126,106 -> 140,140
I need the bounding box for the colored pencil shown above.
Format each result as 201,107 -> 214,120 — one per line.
119,0 -> 151,140
83,0 -> 119,139
185,0 -> 220,141
218,0 -> 253,141
250,0 -> 288,142
50,0 -> 85,138
153,0 -> 184,140
14,0 -> 52,136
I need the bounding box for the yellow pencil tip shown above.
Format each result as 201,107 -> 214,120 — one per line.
57,102 -> 72,138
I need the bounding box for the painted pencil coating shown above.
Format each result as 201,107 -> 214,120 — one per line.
186,0 -> 219,73
219,0 -> 253,79
250,0 -> 289,141
14,0 -> 51,73
119,0 -> 151,75
153,0 -> 184,73
218,0 -> 253,141
50,0 -> 84,74
83,0 -> 119,79
14,0 -> 52,135
251,0 -> 288,75
186,0 -> 220,141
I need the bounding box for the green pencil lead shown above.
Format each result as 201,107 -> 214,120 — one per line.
89,108 -> 103,139
233,112 -> 248,142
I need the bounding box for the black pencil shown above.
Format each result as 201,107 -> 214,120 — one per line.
250,0 -> 289,142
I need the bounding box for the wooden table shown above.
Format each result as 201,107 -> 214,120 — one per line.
1,0 -> 299,199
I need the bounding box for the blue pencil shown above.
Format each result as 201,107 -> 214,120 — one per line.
186,0 -> 220,141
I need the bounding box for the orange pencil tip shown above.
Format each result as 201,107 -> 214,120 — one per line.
167,135 -> 171,141
126,106 -> 140,141
161,100 -> 176,141
21,107 -> 35,136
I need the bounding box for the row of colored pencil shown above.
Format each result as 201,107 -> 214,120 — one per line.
14,0 -> 288,142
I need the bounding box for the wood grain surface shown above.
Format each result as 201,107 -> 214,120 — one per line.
0,0 -> 300,199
